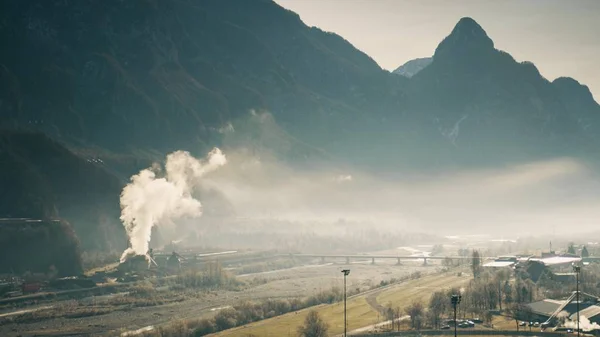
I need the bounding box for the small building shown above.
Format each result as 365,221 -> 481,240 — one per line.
483,260 -> 515,268
552,273 -> 576,283
483,256 -> 517,269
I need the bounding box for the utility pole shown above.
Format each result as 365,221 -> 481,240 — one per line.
342,269 -> 351,337
451,294 -> 462,337
573,264 -> 581,337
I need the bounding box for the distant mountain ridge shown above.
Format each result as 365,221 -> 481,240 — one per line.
400,17 -> 600,166
1,2 -> 598,170
393,57 -> 432,78
0,0 -> 400,161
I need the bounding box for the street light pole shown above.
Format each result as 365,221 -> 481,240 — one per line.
451,294 -> 462,337
573,265 -> 581,337
342,269 -> 350,337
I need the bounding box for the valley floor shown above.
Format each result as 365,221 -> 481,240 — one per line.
214,268 -> 470,336
0,259 -> 435,336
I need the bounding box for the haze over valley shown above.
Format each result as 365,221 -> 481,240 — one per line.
1,1 -> 600,336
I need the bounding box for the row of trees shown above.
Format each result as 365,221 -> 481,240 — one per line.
567,242 -> 590,257
188,287 -> 344,336
402,268 -> 539,331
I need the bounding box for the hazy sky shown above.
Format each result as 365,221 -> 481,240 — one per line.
275,0 -> 600,100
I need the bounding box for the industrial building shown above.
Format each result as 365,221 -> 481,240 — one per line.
524,291 -> 600,331
516,255 -> 582,282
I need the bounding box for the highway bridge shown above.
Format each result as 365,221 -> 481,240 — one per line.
289,254 -> 600,265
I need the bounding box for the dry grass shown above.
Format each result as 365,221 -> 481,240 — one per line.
491,314 -> 520,330
376,271 -> 470,306
0,300 -> 112,325
85,262 -> 120,276
213,270 -> 471,337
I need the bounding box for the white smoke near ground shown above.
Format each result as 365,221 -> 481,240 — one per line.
565,316 -> 600,331
119,148 -> 227,262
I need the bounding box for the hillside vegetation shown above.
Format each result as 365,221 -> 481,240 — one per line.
0,219 -> 83,276
0,130 -> 124,251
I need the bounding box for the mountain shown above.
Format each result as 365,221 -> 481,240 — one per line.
393,57 -> 432,78
0,0 -> 403,162
1,1 -> 600,247
0,130 -> 125,251
400,17 -> 600,167
3,0 -> 597,171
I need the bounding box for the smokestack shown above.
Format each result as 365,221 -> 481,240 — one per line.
119,148 -> 227,262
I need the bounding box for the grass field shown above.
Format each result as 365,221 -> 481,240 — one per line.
376,271 -> 470,308
213,269 -> 471,337
491,314 -> 520,330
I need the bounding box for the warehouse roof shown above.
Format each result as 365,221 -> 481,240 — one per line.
527,299 -> 565,316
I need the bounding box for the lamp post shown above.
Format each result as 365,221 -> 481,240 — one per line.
573,264 -> 581,337
342,269 -> 350,337
451,294 -> 462,337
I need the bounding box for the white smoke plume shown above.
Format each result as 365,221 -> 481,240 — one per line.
565,316 -> 600,332
120,148 -> 227,262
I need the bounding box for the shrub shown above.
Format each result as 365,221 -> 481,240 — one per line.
213,308 -> 238,331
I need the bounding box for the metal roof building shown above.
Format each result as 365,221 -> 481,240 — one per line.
569,305 -> 600,324
528,299 -> 566,317
483,260 -> 516,268
531,256 -> 582,266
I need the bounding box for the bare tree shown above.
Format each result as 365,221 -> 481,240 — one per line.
428,291 -> 449,328
472,250 -> 482,279
506,303 -> 528,331
297,310 -> 328,337
494,269 -> 510,310
405,301 -> 424,330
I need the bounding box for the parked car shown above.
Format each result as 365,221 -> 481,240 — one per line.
441,325 -> 451,330
458,321 -> 475,328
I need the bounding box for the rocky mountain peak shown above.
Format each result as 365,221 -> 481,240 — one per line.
433,17 -> 495,61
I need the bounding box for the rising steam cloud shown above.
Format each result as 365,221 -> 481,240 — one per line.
565,316 -> 600,332
120,148 -> 227,261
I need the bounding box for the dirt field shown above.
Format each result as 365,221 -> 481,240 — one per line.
214,268 -> 471,337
